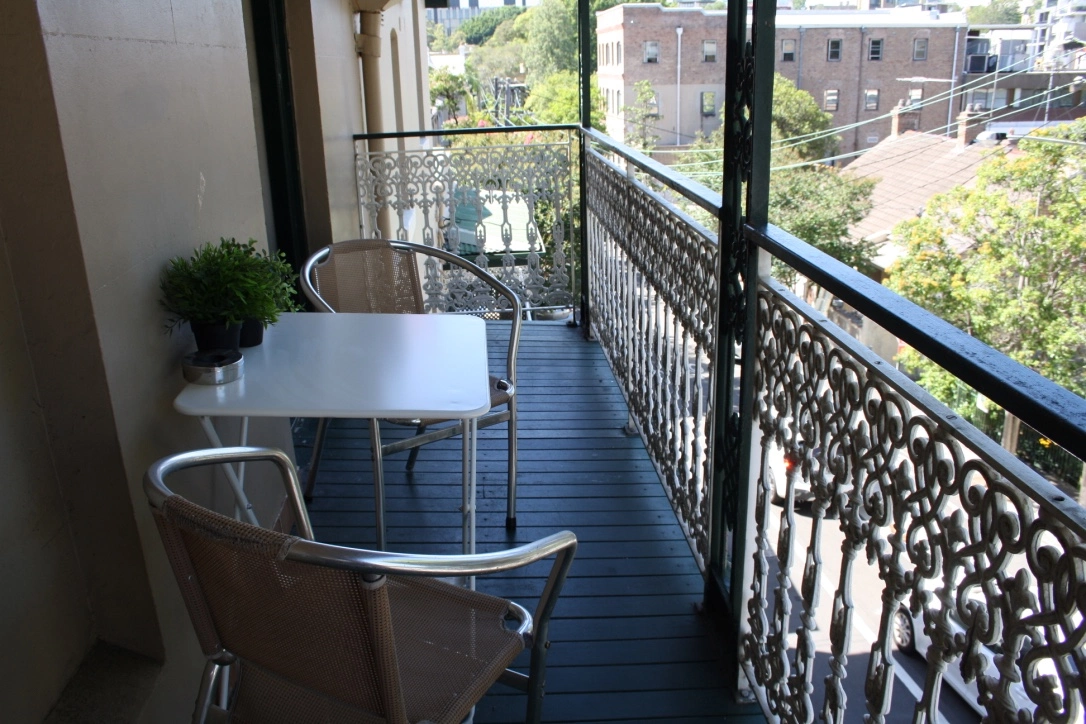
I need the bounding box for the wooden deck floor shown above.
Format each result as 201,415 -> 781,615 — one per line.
293,321 -> 764,723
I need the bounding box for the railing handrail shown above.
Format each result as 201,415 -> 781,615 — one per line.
581,128 -> 723,218
352,123 -> 578,143
353,123 -> 1086,468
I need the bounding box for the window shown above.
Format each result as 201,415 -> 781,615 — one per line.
648,92 -> 659,116
701,91 -> 717,116
908,88 -> 923,107
644,41 -> 659,63
781,39 -> 796,62
617,90 -> 622,110
869,38 -> 883,61
824,89 -> 839,111
827,39 -> 842,61
617,41 -> 622,64
864,89 -> 879,110
703,40 -> 717,62
913,38 -> 928,61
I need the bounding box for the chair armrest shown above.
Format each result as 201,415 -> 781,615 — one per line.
144,446 -> 315,540
287,530 -> 576,578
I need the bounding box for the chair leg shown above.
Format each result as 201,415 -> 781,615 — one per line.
192,660 -> 222,724
524,621 -> 550,724
302,417 -> 330,502
369,419 -> 387,551
506,397 -> 518,530
405,423 -> 426,471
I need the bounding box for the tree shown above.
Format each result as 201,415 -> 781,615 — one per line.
525,71 -> 604,127
427,22 -> 458,53
430,67 -> 470,122
458,6 -> 524,46
623,80 -> 660,151
770,73 -> 838,161
523,0 -> 578,86
886,119 -> 1086,489
967,0 -> 1022,25
676,74 -> 871,279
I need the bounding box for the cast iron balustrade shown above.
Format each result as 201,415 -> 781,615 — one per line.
355,124 -> 1086,722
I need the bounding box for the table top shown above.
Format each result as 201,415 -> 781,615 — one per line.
174,312 -> 492,419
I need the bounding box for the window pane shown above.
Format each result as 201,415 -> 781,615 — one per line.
704,40 -> 717,62
913,38 -> 928,61
782,39 -> 795,62
824,89 -> 839,111
645,41 -> 659,63
869,39 -> 883,61
908,88 -> 923,107
701,91 -> 716,116
828,39 -> 841,61
864,89 -> 879,110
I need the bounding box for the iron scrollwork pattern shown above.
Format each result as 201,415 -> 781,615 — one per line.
743,282 -> 1085,723
584,150 -> 720,570
355,132 -> 575,313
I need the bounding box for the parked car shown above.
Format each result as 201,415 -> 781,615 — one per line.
892,596 -> 1058,717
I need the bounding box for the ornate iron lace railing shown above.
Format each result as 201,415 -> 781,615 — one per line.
743,275 -> 1086,723
584,148 -> 720,570
354,128 -> 575,313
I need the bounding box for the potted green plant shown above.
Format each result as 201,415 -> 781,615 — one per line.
238,240 -> 303,347
160,238 -> 300,351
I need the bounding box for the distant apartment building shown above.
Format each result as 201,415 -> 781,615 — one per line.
597,5 -> 968,159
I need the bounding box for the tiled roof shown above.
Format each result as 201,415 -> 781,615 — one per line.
844,131 -> 1006,268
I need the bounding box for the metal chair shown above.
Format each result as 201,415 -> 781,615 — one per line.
300,239 -> 523,533
145,447 -> 576,724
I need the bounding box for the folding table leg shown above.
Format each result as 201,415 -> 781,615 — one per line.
196,416 -> 259,526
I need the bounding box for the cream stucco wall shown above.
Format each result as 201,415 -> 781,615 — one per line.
0,0 -> 423,718
0,1 -> 298,720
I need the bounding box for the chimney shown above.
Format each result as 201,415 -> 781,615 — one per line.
891,100 -> 920,137
957,104 -> 983,148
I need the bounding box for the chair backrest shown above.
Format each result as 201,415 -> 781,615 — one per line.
306,238 -> 424,314
303,239 -> 524,386
152,494 -> 409,722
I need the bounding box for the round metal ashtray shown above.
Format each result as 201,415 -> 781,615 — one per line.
182,350 -> 244,385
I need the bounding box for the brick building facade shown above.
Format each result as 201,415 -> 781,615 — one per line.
597,5 -> 969,160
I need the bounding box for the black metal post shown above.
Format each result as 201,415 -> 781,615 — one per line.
577,0 -> 592,333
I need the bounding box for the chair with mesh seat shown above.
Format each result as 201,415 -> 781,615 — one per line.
145,446 -> 576,724
300,239 -> 523,533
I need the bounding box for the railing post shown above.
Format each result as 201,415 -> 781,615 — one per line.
578,0 -> 592,334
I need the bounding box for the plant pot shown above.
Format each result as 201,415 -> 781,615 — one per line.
190,321 -> 242,352
239,319 -> 264,348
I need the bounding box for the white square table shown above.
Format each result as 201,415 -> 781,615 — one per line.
174,312 -> 492,554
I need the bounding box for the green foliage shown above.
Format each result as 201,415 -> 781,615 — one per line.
768,158 -> 876,284
160,238 -> 301,330
678,75 -> 868,277
430,67 -> 470,121
525,71 -> 604,126
427,22 -> 457,53
967,0 -> 1022,25
623,80 -> 660,150
770,73 -> 838,160
523,0 -> 578,86
886,119 -> 1086,398
459,6 -> 524,46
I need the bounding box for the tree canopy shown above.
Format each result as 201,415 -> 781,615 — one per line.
524,70 -> 604,127
623,80 -> 660,151
967,0 -> 1022,25
523,0 -> 579,86
678,74 -> 871,277
886,119 -> 1086,400
459,6 -> 524,46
